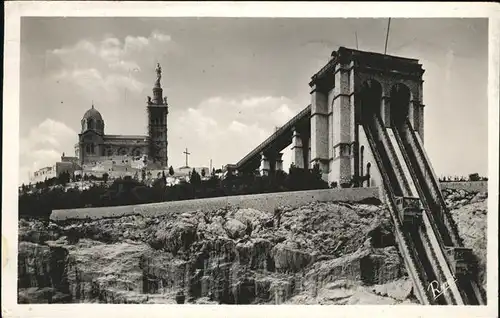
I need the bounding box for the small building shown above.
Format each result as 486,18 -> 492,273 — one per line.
30,154 -> 81,184
30,165 -> 57,183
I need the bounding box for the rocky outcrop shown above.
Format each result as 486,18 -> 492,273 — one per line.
443,188 -> 488,300
442,188 -> 488,210
449,198 -> 488,293
17,188 -> 487,304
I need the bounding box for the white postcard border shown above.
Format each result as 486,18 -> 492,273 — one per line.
2,2 -> 499,318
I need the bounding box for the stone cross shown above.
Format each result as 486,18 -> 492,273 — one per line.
183,148 -> 191,167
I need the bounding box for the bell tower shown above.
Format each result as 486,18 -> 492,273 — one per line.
146,63 -> 169,167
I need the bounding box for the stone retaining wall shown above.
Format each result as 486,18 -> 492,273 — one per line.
439,181 -> 488,193
49,181 -> 488,222
50,187 -> 380,222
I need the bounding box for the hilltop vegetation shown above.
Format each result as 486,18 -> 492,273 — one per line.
19,165 -> 488,220
18,166 -> 329,219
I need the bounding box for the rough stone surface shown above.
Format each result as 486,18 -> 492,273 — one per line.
449,198 -> 488,292
441,188 -> 488,300
224,218 -> 247,239
18,189 -> 487,304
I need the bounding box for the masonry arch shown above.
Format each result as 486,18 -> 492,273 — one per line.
366,162 -> 372,187
390,83 -> 412,127
85,143 -> 95,154
359,79 -> 383,124
117,147 -> 128,156
105,147 -> 114,157
132,148 -> 142,157
360,145 -> 365,176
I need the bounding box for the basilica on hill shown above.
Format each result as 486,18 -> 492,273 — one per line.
30,64 -> 170,184
75,63 -> 169,167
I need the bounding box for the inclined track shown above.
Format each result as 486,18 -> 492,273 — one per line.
393,119 -> 484,305
362,113 -> 481,305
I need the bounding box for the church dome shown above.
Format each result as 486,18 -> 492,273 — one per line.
81,104 -> 105,134
82,105 -> 103,121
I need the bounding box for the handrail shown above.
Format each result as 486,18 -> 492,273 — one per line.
362,120 -> 431,304
402,119 -> 463,247
408,121 -> 463,247
392,123 -> 463,303
393,124 -> 451,250
366,115 -> 403,196
236,105 -> 311,168
368,113 -> 466,304
397,119 -> 484,304
376,121 -> 413,197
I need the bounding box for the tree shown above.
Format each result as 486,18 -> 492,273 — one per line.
102,172 -> 109,184
190,168 -> 201,187
60,171 -> 70,186
169,166 -> 175,176
211,168 -> 216,176
201,168 -> 206,178
311,163 -> 321,178
141,169 -> 147,181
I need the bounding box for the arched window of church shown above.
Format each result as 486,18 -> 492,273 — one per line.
366,162 -> 371,187
360,146 -> 365,177
87,119 -> 94,130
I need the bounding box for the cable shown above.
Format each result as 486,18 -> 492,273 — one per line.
384,18 -> 391,55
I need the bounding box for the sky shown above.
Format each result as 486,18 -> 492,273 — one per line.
19,17 -> 488,184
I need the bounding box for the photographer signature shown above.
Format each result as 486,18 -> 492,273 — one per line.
427,276 -> 458,300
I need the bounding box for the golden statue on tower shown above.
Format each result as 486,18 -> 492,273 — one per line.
155,63 -> 162,87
